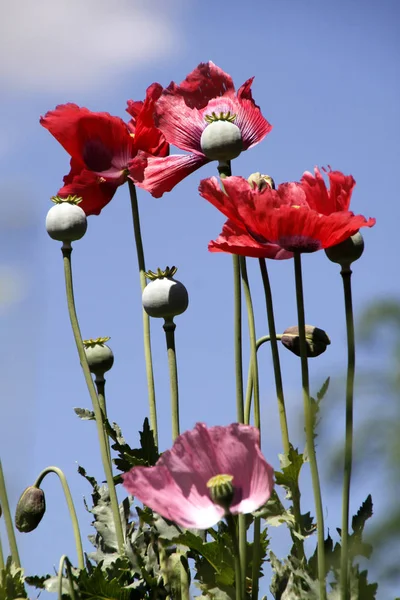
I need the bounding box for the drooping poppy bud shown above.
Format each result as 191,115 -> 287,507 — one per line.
15,486 -> 46,532
281,325 -> 331,358
83,337 -> 114,377
142,266 -> 189,320
325,232 -> 364,269
46,196 -> 87,242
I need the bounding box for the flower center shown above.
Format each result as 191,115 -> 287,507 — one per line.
204,111 -> 237,124
83,139 -> 113,172
206,474 -> 234,511
200,120 -> 243,162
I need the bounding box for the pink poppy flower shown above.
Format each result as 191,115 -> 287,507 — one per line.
122,422 -> 274,529
129,61 -> 272,198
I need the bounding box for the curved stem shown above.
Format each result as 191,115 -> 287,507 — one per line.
293,253 -> 326,597
0,528 -> 5,571
128,180 -> 158,448
57,555 -> 77,600
258,259 -> 290,455
95,376 -> 112,465
163,319 -> 180,441
0,460 -> 20,567
226,515 -> 243,600
34,466 -> 84,570
62,244 -> 125,556
340,268 -> 355,600
244,335 -> 283,425
240,257 -> 260,429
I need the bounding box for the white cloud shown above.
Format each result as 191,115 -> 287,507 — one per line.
0,0 -> 183,92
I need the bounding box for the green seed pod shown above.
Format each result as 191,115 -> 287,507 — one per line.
325,232 -> 364,269
281,325 -> 331,358
200,117 -> 243,161
46,196 -> 87,242
15,486 -> 46,532
83,337 -> 114,376
207,474 -> 234,512
143,267 -> 189,319
247,172 -> 275,191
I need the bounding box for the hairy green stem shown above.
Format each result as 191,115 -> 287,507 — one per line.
95,376 -> 112,465
163,319 -> 180,440
293,253 -> 326,597
0,528 -> 5,571
239,257 -> 261,598
258,259 -> 290,454
217,160 -> 246,598
226,515 -> 243,600
244,335 -> 283,425
128,179 -> 158,448
34,466 -> 84,569
58,555 -> 77,600
0,460 -> 20,567
340,268 -> 355,600
62,244 -> 125,555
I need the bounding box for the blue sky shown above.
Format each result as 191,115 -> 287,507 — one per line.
0,0 -> 399,597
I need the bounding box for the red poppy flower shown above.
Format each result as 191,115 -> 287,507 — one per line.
40,84 -> 168,216
129,61 -> 272,198
209,219 -> 293,260
199,169 -> 375,254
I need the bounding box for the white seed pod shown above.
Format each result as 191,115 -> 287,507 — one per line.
142,267 -> 189,319
200,120 -> 243,161
46,200 -> 87,242
84,338 -> 114,376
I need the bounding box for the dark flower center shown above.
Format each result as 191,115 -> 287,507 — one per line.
83,140 -> 113,172
279,236 -> 321,253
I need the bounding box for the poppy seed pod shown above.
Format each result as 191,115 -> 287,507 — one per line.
281,325 -> 331,358
200,115 -> 243,161
247,172 -> 275,191
142,266 -> 189,320
83,337 -> 114,377
325,232 -> 364,268
15,486 -> 46,532
46,196 -> 87,242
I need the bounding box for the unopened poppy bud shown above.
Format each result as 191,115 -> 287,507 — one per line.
46,196 -> 87,242
281,325 -> 331,358
142,266 -> 189,320
325,232 -> 364,269
200,112 -> 243,161
15,486 -> 46,532
83,337 -> 114,376
247,172 -> 275,191
207,474 -> 234,513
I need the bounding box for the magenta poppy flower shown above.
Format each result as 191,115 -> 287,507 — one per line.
199,168 -> 375,254
122,422 -> 274,529
129,61 -> 272,198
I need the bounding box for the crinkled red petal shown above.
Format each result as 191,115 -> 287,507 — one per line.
300,167 -> 356,215
40,104 -> 135,170
163,61 -> 235,110
58,162 -> 119,216
130,152 -> 208,198
132,83 -> 169,157
209,219 -> 293,259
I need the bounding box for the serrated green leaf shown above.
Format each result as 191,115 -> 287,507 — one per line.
0,557 -> 27,600
74,407 -> 95,420
275,446 -> 305,498
352,494 -> 373,534
317,377 -> 330,401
